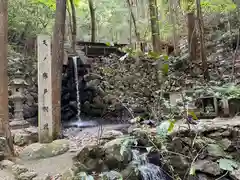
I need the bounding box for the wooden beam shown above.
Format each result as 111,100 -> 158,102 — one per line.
37,35 -> 53,143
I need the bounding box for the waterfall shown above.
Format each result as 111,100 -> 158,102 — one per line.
73,56 -> 81,121
68,56 -> 97,128
131,150 -> 170,180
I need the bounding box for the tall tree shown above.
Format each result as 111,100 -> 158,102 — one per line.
196,0 -> 210,80
52,0 -> 67,139
69,0 -> 77,53
127,0 -> 140,42
0,0 -> 14,157
148,0 -> 160,52
186,0 -> 197,61
88,0 -> 96,42
169,0 -> 178,55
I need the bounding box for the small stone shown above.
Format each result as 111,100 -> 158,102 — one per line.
12,164 -> 28,176
60,169 -> 74,180
0,160 -> 15,170
219,138 -> 233,151
14,132 -> 31,146
193,160 -> 221,176
230,168 -> 240,180
121,164 -> 139,180
18,171 -> 37,180
207,144 -> 226,158
33,174 -> 51,180
101,130 -> 123,140
101,170 -> 122,180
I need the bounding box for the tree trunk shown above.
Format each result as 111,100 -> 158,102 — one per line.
52,0 -> 66,139
69,0 -> 76,53
129,10 -> 132,44
148,0 -> 160,52
196,0 -> 210,81
169,0 -> 178,55
127,0 -> 140,42
88,0 -> 96,42
0,0 -> 14,157
187,12 -> 197,61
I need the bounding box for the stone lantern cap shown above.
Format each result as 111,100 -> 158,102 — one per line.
9,69 -> 28,86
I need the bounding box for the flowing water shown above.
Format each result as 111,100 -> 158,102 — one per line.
73,56 -> 81,121
71,57 -> 98,128
131,149 -> 170,180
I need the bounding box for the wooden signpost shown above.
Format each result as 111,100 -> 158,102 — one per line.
37,35 -> 53,143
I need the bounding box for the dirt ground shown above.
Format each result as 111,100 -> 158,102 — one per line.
0,123 -> 130,180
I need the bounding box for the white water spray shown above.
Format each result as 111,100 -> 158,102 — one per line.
73,56 -> 81,121
131,150 -> 168,180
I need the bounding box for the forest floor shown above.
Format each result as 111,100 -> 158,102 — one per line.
0,123 -> 130,180
1,117 -> 240,179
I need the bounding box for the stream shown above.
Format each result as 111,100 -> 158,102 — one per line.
69,56 -> 171,180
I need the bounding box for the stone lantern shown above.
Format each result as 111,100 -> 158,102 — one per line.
9,69 -> 29,129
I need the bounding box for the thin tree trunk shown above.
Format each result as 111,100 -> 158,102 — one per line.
169,0 -> 178,55
88,0 -> 96,42
148,0 -> 160,52
196,0 -> 210,81
187,12 -> 197,61
52,0 -> 66,139
69,0 -> 76,53
129,11 -> 132,44
127,0 -> 140,42
66,5 -> 73,43
0,0 -> 14,157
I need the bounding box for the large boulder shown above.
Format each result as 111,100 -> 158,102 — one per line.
72,145 -> 107,173
121,164 -> 139,180
193,160 -> 221,176
103,137 -> 132,169
19,139 -> 69,160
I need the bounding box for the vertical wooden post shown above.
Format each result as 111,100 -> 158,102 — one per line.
0,0 -> 14,157
37,35 -> 53,143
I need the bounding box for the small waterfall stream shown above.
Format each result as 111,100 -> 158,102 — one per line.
68,56 -> 98,128
73,56 -> 81,121
131,149 -> 169,180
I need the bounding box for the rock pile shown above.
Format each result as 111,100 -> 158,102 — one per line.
60,126 -> 170,180
165,118 -> 240,179
0,137 -> 6,161
0,159 -> 52,180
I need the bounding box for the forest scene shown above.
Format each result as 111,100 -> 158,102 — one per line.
1,0 -> 240,179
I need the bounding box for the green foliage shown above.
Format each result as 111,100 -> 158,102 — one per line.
8,0 -> 54,42
156,119 -> 175,138
120,137 -> 137,159
201,0 -> 236,13
188,111 -> 198,120
33,0 -> 81,10
194,84 -> 240,99
180,0 -> 236,13
8,0 -> 239,44
189,166 -> 196,175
